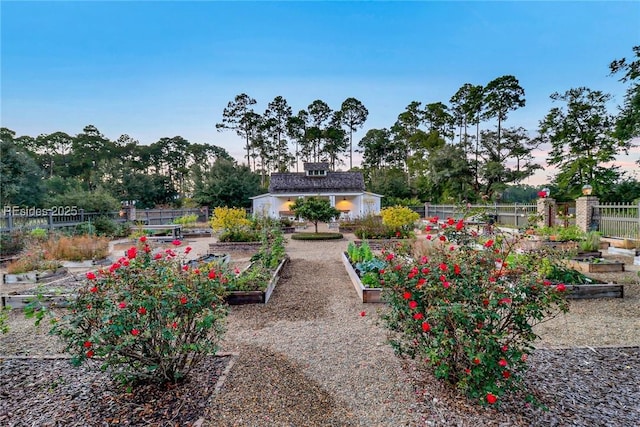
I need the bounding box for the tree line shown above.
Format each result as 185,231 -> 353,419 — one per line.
357,46 -> 639,203
1,46 -> 638,211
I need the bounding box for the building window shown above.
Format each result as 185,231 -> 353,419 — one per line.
306,170 -> 327,176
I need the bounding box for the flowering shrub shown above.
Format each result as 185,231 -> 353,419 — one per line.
380,206 -> 420,237
210,207 -> 252,238
52,237 -> 229,385
381,216 -> 569,405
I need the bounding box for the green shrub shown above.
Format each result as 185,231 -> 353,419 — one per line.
219,229 -> 261,242
0,231 -> 25,256
29,228 -> 48,240
382,215 -> 569,406
353,215 -> 395,239
173,214 -> 199,228
52,238 -> 229,385
579,231 -> 601,252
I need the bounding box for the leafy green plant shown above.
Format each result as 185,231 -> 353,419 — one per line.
51,237 -> 229,385
347,240 -> 374,264
381,215 -> 569,406
0,305 -> 10,334
579,231 -> 601,252
231,228 -> 287,291
29,228 -> 48,240
173,214 -> 199,228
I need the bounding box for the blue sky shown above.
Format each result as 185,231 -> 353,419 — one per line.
2,1 -> 639,184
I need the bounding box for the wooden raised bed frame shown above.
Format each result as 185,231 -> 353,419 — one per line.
341,252 -> 384,303
226,256 -> 289,305
568,259 -> 625,273
567,283 -> 624,299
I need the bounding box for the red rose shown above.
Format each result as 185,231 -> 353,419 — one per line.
143,245 -> 151,253
90,286 -> 98,293
556,283 -> 566,292
484,239 -> 494,248
172,239 -> 182,246
455,220 -> 464,231
403,291 -> 412,300
447,218 -> 455,226
138,307 -> 147,315
501,345 -> 508,352
502,371 -> 511,379
421,321 -> 431,332
118,301 -> 126,309
486,393 -> 497,404
359,311 -> 366,317
439,263 -> 448,271
208,270 -> 216,279
86,350 -> 94,358
139,236 -> 147,242
171,322 -> 178,329
417,278 -> 426,288
543,280 -> 552,286
154,253 -> 162,260
482,299 -> 489,306
425,225 -> 432,232
429,216 -> 439,224
426,235 -> 432,240
127,247 -> 137,260
439,235 -> 446,242
498,358 -> 507,367
454,264 -> 461,275
498,298 -> 511,305
83,341 -> 92,348
421,267 -> 430,274
379,269 -> 385,275
86,272 -> 96,280
442,281 -> 450,289
185,246 -> 192,254
473,357 -> 481,365
408,301 -> 418,309
180,296 -> 188,304
131,329 -> 140,336
182,265 -> 189,271
413,312 -> 424,320
386,253 -> 394,261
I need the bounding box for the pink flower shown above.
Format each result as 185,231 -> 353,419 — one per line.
86,272 -> 96,280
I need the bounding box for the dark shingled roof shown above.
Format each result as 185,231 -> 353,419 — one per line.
269,171 -> 365,193
303,162 -> 329,171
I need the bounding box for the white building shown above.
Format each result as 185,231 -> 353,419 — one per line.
251,162 -> 382,220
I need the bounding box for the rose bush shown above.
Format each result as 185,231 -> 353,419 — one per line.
381,216 -> 569,406
52,237 -> 229,385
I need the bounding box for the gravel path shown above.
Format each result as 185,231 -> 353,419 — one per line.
2,230 -> 640,426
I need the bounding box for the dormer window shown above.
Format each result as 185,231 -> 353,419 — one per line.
306,169 -> 327,177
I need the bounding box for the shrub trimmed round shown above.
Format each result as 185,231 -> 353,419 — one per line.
291,232 -> 343,240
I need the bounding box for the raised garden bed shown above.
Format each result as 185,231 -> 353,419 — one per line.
209,241 -> 261,253
572,251 -> 602,259
185,253 -> 230,268
1,293 -> 73,309
607,247 -> 640,257
226,256 -> 288,305
568,259 -> 625,273
181,228 -> 213,238
3,268 -> 68,285
341,252 -> 384,303
566,283 -> 624,299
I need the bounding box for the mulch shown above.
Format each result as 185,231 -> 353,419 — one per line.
0,355 -> 233,427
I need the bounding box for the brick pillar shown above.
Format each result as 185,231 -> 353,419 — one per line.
575,196 -> 599,233
536,197 -> 557,228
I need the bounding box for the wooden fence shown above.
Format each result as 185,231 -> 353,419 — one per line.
593,202 -> 640,240
0,208 -> 208,233
424,203 -> 537,228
